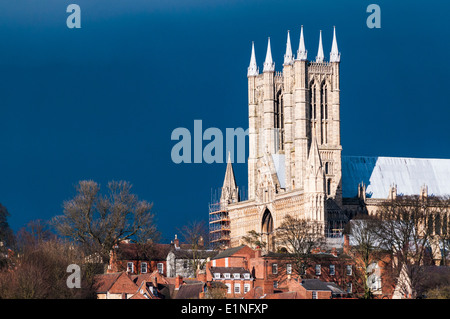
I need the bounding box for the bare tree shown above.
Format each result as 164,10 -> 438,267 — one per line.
242,230 -> 267,250
345,214 -> 384,298
274,215 -> 325,278
179,220 -> 211,274
52,180 -> 159,262
374,196 -> 434,298
0,221 -> 99,299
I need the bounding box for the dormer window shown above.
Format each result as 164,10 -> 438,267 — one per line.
224,273 -> 230,279
233,273 -> 240,279
243,273 -> 250,280
214,273 -> 221,279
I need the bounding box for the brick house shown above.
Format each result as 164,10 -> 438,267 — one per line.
203,245 -> 355,298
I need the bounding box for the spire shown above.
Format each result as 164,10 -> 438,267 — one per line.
247,41 -> 259,77
330,26 -> 341,63
297,25 -> 307,61
263,37 -> 275,72
308,136 -> 323,173
315,30 -> 324,63
283,30 -> 294,65
220,152 -> 239,204
305,136 -> 324,194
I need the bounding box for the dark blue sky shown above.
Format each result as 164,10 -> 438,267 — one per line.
0,0 -> 449,242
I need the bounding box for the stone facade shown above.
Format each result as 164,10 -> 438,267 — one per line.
217,27 -> 345,250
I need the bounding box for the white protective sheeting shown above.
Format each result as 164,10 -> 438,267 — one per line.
272,153 -> 286,189
342,156 -> 450,199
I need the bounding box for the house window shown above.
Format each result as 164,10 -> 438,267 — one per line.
214,273 -> 221,279
234,284 -> 241,294
224,273 -> 230,279
329,264 -> 335,276
244,273 -> 250,280
286,264 -> 292,275
312,291 -> 318,299
127,262 -> 134,273
183,260 -> 188,269
346,265 -> 352,276
157,263 -> 164,274
347,283 -> 352,293
244,283 -> 251,294
315,264 -> 321,276
225,283 -> 231,294
273,281 -> 278,288
233,273 -> 240,279
300,265 -> 306,275
141,262 -> 147,274
272,263 -> 278,274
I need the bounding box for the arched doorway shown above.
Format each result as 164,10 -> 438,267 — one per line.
261,209 -> 274,251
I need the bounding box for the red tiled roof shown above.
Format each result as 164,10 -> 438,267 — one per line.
263,292 -> 300,299
108,272 -> 139,294
94,272 -> 122,293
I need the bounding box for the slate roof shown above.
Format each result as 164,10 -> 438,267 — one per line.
301,279 -> 345,294
175,282 -> 204,299
342,156 -> 450,199
171,249 -> 217,259
115,243 -> 173,261
212,245 -> 247,260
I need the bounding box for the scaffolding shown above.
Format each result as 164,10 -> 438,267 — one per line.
208,201 -> 230,248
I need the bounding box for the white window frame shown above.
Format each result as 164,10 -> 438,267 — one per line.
157,262 -> 164,274
225,283 -> 231,294
329,264 -> 335,276
347,283 -> 352,293
224,273 -> 230,279
243,273 -> 250,280
214,273 -> 221,279
272,263 -> 278,274
315,264 -> 321,276
141,262 -> 147,274
286,263 -> 292,275
127,262 -> 134,273
233,273 -> 240,279
346,265 -> 352,276
234,283 -> 241,294
312,291 -> 318,299
244,283 -> 251,294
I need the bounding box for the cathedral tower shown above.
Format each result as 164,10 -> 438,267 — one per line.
214,26 -> 343,249
246,26 -> 342,206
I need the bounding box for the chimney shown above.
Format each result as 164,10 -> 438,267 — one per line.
174,234 -> 180,249
255,247 -> 262,258
198,236 -> 204,248
197,270 -> 207,283
175,275 -> 183,290
263,280 -> 274,295
343,234 -> 350,255
331,247 -> 338,257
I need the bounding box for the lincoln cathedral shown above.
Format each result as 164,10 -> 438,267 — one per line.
209,26 -> 450,253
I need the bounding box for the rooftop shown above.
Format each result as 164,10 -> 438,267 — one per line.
342,156 -> 450,199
